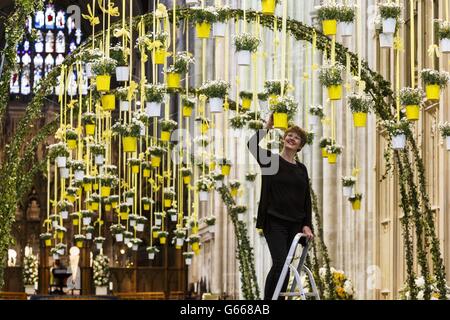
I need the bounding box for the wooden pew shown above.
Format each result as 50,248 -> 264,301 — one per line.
0,292 -> 28,300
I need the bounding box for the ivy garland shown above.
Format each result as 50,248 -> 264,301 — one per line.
0,7 -> 446,299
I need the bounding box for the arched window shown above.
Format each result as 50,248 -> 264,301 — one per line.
10,1 -> 84,98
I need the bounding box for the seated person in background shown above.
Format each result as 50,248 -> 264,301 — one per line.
50,259 -> 68,294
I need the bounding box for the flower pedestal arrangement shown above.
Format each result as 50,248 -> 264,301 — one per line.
93,254 -> 110,295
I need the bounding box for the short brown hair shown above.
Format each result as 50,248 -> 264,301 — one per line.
283,125 -> 308,150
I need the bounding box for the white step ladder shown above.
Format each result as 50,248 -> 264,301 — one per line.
271,233 -> 321,300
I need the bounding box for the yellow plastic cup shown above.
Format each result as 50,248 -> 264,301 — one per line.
273,112 -> 288,130
161,131 -> 171,142
151,156 -> 161,168
221,164 -> 231,176
183,106 -> 193,117
405,105 -> 420,121
196,22 -> 211,38
122,136 -> 137,153
96,75 -> 111,92
167,72 -> 181,88
426,84 -> 440,100
352,199 -> 361,211
327,153 -> 337,164
327,84 -> 342,100
261,0 -> 276,15
154,49 -> 166,65
101,94 -> 116,111
322,19 -> 337,36
353,112 -> 367,127
85,124 -> 95,136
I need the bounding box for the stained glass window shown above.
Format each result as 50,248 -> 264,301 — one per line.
10,1 -> 84,98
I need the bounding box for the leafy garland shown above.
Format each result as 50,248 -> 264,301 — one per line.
0,7 -> 445,299
217,185 -> 260,299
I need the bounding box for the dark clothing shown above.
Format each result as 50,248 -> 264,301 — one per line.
247,129 -> 313,300
247,129 -> 312,230
263,215 -> 301,300
268,156 -> 311,224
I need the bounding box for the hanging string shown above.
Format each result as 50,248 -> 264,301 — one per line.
280,0 -> 288,96
411,0 -> 415,88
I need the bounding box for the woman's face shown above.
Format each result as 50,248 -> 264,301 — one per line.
283,131 -> 302,152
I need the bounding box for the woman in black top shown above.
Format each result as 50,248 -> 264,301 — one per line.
247,114 -> 314,300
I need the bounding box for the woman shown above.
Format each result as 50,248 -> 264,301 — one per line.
247,114 -> 314,300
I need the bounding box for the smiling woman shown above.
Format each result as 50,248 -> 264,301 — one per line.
247,114 -> 313,300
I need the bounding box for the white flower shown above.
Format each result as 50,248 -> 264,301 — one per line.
319,267 -> 327,279
343,280 -> 353,295
417,290 -> 424,300
415,276 -> 425,288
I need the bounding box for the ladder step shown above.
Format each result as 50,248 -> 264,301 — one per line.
279,292 -> 318,297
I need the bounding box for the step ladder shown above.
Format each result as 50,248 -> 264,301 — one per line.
271,233 -> 320,300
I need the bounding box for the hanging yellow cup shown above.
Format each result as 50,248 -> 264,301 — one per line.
166,72 -> 181,88
352,112 -> 367,127
159,237 -> 167,244
90,202 -> 99,211
105,204 -> 112,211
164,199 -> 172,208
242,98 -> 252,110
101,186 -> 111,197
183,176 -> 191,184
261,0 -> 276,15
327,153 -> 337,164
351,199 -> 361,211
161,131 -> 171,142
143,204 -> 150,211
85,124 -> 95,136
200,123 -> 209,134
154,48 -> 166,65
221,164 -> 231,176
322,20 -> 337,36
196,22 -> 211,38
75,240 -> 83,248
45,239 -> 52,247
425,84 -> 440,100
93,183 -> 99,191
120,212 -> 129,220
192,242 -> 199,252
131,165 -> 140,174
183,106 -> 193,117
83,183 -> 92,193
143,169 -> 150,177
405,105 -> 420,121
101,94 -> 116,111
327,84 -> 342,100
73,218 -> 79,226
96,75 -> 111,92
321,148 -> 328,158
152,231 -> 159,238
151,156 -> 161,168
67,139 -> 77,150
231,188 -> 238,197
273,112 -> 288,130
122,136 -> 137,153
209,161 -> 216,171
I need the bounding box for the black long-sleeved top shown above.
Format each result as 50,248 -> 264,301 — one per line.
247,129 -> 312,230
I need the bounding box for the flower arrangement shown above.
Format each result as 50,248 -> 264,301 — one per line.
245,172 -> 258,182
65,128 -> 78,141
144,84 -> 166,103
229,114 -> 247,130
309,105 -> 325,118
319,266 -> 355,300
160,119 -> 178,132
348,193 -> 363,202
204,216 -> 216,226
399,276 -> 450,300
399,87 -> 424,106
215,5 -> 230,22
180,167 -> 192,177
342,176 -> 357,187
69,160 -> 86,172
116,86 -> 135,101
112,119 -> 143,137
47,142 -> 69,159
81,112 -> 96,125
199,80 -> 230,99
319,63 -> 344,87
381,119 -> 410,136
316,2 -> 341,21
168,51 -> 195,74
305,131 -> 315,145
196,176 -> 213,192
264,79 -> 290,96
110,43 -> 128,66
258,92 -> 268,101
326,143 -> 344,155
347,93 -> 373,113
337,4 -> 356,23
270,95 -> 298,117
182,96 -> 196,109
23,253 -> 38,286
435,19 -> 450,40
190,6 -> 218,24
93,254 -> 110,287
163,187 -> 176,200
57,199 -> 73,212
92,57 -> 117,75
234,33 -> 260,52
439,121 -> 450,138
420,69 -> 450,88
89,143 -> 105,156
247,119 -> 264,131
148,144 -> 167,157
229,180 -> 241,189
378,2 -> 402,20
146,246 -> 160,254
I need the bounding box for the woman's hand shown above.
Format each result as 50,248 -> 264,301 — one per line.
302,226 -> 314,241
265,113 -> 274,129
